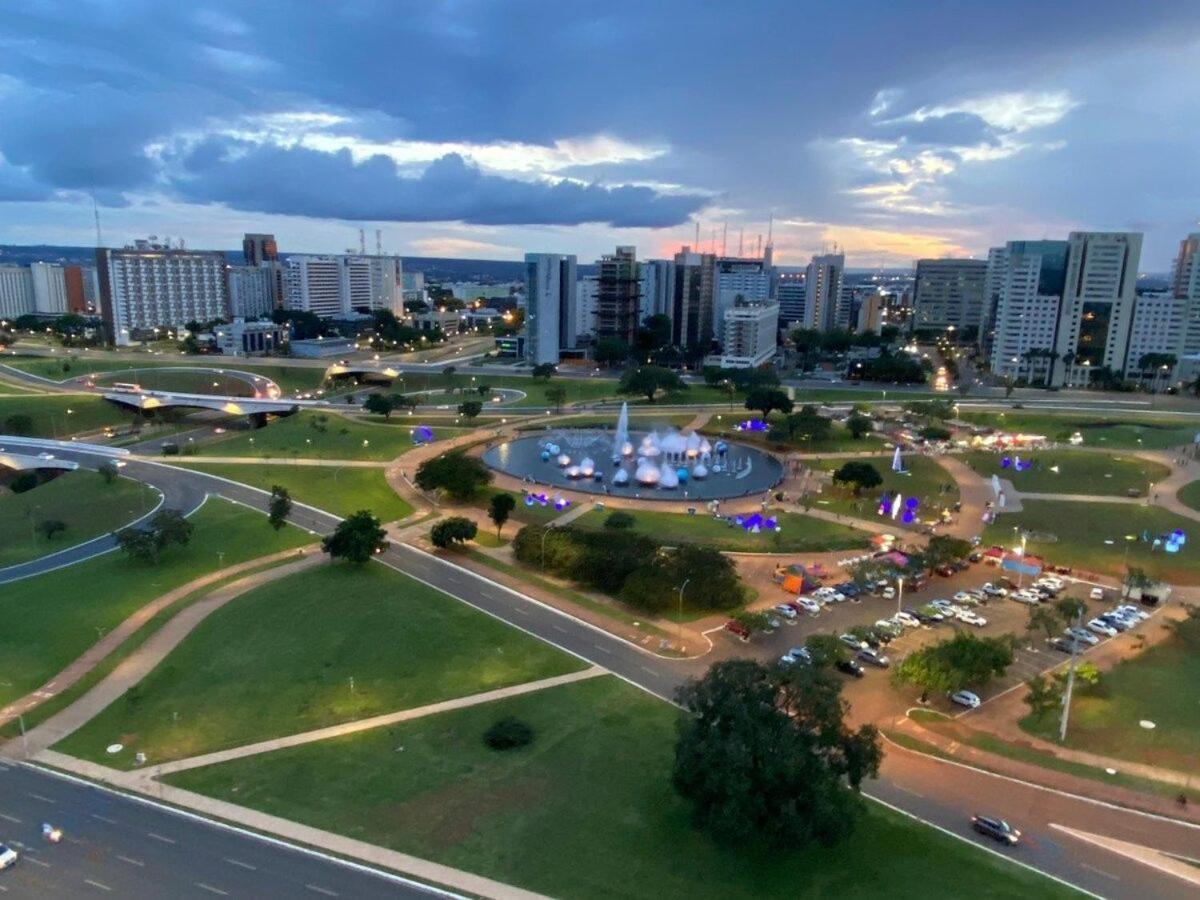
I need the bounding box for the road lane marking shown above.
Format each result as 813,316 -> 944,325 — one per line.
1080,863 -> 1119,881
552,624 -> 568,634
593,644 -> 612,654
0,813 -> 21,824
117,855 -> 144,866
27,793 -> 55,803
893,785 -> 925,799
513,607 -> 530,615
90,813 -> 118,824
26,856 -> 50,868
306,885 -> 339,897
84,879 -> 112,892
147,831 -> 176,844
224,858 -> 257,870
196,884 -> 229,896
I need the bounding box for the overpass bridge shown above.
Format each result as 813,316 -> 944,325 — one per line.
102,389 -> 303,421
0,449 -> 79,473
324,362 -> 402,383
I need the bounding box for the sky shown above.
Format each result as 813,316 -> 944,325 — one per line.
1,1 -> 1198,270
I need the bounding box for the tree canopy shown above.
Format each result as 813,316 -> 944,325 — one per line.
116,509 -> 194,562
744,387 -> 794,421
415,451 -> 493,500
431,516 -> 478,548
618,365 -> 686,403
891,632 -> 1015,700
321,510 -> 388,563
268,485 -> 292,531
488,492 -> 516,536
832,460 -> 883,495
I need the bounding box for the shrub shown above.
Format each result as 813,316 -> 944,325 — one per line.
483,716 -> 534,750
604,511 -> 635,530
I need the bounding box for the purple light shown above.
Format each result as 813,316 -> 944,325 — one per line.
1000,457 -> 1012,469
734,419 -> 768,432
413,425 -> 435,443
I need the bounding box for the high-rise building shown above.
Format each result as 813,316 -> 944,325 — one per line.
595,246 -> 639,345
242,233 -> 279,266
979,246 -> 1008,352
227,265 -> 278,318
97,245 -> 231,345
989,240 -> 1069,383
672,247 -> 715,348
1054,232 -> 1141,387
912,258 -> 988,333
638,259 -> 675,323
1123,292 -> 1187,378
29,262 -> 68,314
0,266 -> 34,319
62,265 -> 92,314
776,275 -> 805,327
523,253 -> 578,365
576,274 -> 598,339
1171,232 -> 1200,358
712,257 -> 771,334
719,299 -> 780,369
857,292 -> 885,333
804,253 -> 844,331
283,255 -> 403,318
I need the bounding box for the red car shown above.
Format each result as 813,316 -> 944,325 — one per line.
724,620 -> 750,641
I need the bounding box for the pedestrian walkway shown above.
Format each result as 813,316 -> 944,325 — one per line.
145,667 -> 607,778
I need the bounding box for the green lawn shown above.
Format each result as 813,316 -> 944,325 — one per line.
1020,620 -> 1199,774
0,499 -> 311,708
0,470 -> 159,567
91,368 -> 259,397
572,506 -> 868,553
59,563 -> 583,767
983,500 -> 1198,584
0,394 -> 140,437
727,420 -> 886,454
959,410 -> 1198,451
807,454 -> 958,526
960,450 -> 1171,497
167,675 -> 1076,900
201,411 -> 456,460
172,462 -> 413,521
3,356 -> 327,394
1178,478 -> 1200,513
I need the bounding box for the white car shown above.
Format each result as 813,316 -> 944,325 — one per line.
951,690 -> 982,709
0,843 -> 16,870
892,611 -> 920,628
1064,627 -> 1099,645
952,591 -> 976,605
839,633 -> 868,650
881,587 -> 896,601
1115,605 -> 1150,621
1089,587 -> 1106,601
957,609 -> 988,627
1086,618 -> 1118,637
982,583 -> 1008,598
1011,591 -> 1040,605
795,597 -> 821,614
774,604 -> 799,621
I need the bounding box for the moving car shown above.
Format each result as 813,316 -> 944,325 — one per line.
857,647 -> 890,668
951,690 -> 981,709
972,815 -> 1020,845
835,659 -> 865,678
0,844 -> 16,870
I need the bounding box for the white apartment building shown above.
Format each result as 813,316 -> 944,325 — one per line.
1123,292 -> 1186,377
30,262 -> 68,314
712,258 -> 771,334
576,274 -> 598,339
97,247 -> 230,345
1171,232 -> 1200,357
227,265 -> 277,319
638,259 -> 674,323
805,253 -> 844,331
989,241 -> 1069,383
524,253 -> 578,364
0,265 -> 34,319
283,255 -> 403,318
719,301 -> 779,368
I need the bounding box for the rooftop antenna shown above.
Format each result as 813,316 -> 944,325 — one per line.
375,228 -> 382,255
358,228 -> 366,255
721,222 -> 728,257
92,196 -> 104,247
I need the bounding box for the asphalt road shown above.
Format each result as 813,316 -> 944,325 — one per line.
0,762 -> 447,898
5,440 -> 1199,898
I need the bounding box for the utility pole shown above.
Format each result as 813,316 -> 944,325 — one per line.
1059,609 -> 1084,742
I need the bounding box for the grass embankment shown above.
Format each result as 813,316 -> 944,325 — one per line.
806,454 -> 958,526
172,462 -> 413,521
167,675 -> 1077,899
58,562 -> 584,767
4,356 -> 327,394
202,410 -> 462,461
0,471 -> 159,567
960,450 -> 1170,497
983,500 -> 1197,584
0,499 -> 310,708
1178,478 -> 1200,513
0,394 -> 138,437
959,410 -> 1197,451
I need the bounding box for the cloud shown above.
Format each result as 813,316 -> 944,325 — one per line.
174,139 -> 709,227
409,236 -> 520,258
0,155 -> 51,202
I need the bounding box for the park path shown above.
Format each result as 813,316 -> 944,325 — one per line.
3,551 -> 327,760
0,545 -> 320,730
144,667 -> 607,778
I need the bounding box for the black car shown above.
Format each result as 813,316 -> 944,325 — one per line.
934,564 -> 955,577
968,551 -> 983,563
972,815 -> 1020,845
835,659 -> 865,678
837,582 -> 860,598
1047,637 -> 1086,654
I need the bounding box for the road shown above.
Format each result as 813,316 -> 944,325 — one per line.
0,763 -> 448,898
6,440 -> 1200,898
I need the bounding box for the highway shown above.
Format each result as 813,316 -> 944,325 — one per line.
4,440 -> 1199,897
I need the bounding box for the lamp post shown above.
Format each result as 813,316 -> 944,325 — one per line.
896,575 -> 904,614
1013,529 -> 1028,589
678,578 -> 690,649
1058,606 -> 1085,742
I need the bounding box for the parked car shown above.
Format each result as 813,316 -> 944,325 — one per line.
881,586 -> 896,600
1011,591 -> 1040,605
1064,627 -> 1099,645
1115,604 -> 1150,621
857,647 -> 890,668
835,659 -> 865,678
968,551 -> 984,563
0,844 -> 17,870
795,597 -> 821,614
951,690 -> 981,709
935,564 -> 955,577
839,633 -> 868,650
892,611 -> 921,629
1097,613 -> 1131,632
915,605 -> 946,623
780,648 -> 810,666
1048,636 -> 1087,654
1086,618 -> 1118,637
957,609 -> 988,627
982,583 -> 1007,598
874,619 -> 902,636
774,604 -> 799,621
835,582 -> 860,598
972,815 -> 1020,845
724,620 -> 750,641
1089,587 -> 1106,601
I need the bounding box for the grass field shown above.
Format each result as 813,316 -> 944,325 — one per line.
91,368 -> 259,397
0,393 -> 139,437
173,462 -> 413,521
806,454 -> 958,526
728,419 -> 886,454
960,450 -> 1171,497
1020,617 -> 1199,774
166,675 -> 1075,900
572,506 -> 868,553
0,499 -> 310,708
983,500 -> 1198,584
201,410 -> 455,460
59,563 -> 583,767
3,356 -> 327,394
0,471 -> 159,567
1178,478 -> 1200,512
959,410 -> 1198,450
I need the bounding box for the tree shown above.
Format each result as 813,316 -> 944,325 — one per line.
322,510 -> 388,563
804,633 -> 847,667
98,461 -> 119,484
415,452 -> 493,500
1054,596 -> 1088,623
924,535 -> 972,570
268,485 -> 292,531
3,413 -> 34,435
116,509 -> 194,562
488,493 -> 516,536
37,519 -> 67,540
604,511 -> 635,529
431,516 -> 477,549
390,393 -> 419,414
673,660 -> 881,848
1026,605 -> 1063,642
363,393 -> 396,418
832,460 -> 883,496
544,384 -> 568,413
846,412 -> 873,439
1023,674 -> 1061,719
457,399 -> 483,420
594,336 -> 631,367
919,424 -> 952,442
744,388 -> 793,421
891,632 -> 1015,702
618,365 -> 686,403
530,362 -> 557,380
777,406 -> 831,444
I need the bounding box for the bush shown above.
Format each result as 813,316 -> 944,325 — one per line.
483,716 -> 534,750
431,516 -> 477,548
604,511 -> 635,529
9,471 -> 39,493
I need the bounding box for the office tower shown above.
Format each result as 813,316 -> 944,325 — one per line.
1123,292 -> 1187,378
719,299 -> 780,368
712,257 -> 771,334
639,259 -> 675,323
912,258 -> 988,333
401,271 -> 427,307
1171,233 -> 1200,357
283,255 -> 404,318
29,262 -> 68,314
979,246 -> 1008,352
989,240 -> 1069,383
857,292 -> 885,333
595,246 -> 639,345
576,274 -> 598,338
1054,232 -> 1142,386
227,265 -> 278,318
805,252 -> 844,331
777,275 -> 805,327
672,246 -> 716,348
0,266 -> 34,318
62,265 -> 91,314
523,253 -> 578,365
243,233 -> 279,266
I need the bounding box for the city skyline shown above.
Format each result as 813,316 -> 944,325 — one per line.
1,2 -> 1198,269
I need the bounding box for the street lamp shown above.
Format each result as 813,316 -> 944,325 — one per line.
896,575 -> 904,614
678,578 -> 691,648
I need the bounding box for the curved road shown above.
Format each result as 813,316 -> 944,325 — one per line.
5,439 -> 1198,898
